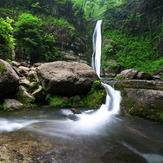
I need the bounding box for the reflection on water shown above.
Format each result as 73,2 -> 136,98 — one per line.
0,107 -> 163,163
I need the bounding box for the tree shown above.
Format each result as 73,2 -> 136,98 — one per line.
14,13 -> 43,64
0,17 -> 15,60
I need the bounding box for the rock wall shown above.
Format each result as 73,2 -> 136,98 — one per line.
114,69 -> 163,121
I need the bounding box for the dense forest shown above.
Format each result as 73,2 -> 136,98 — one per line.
0,0 -> 163,73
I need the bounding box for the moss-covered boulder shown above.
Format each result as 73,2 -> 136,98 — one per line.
3,99 -> 23,111
121,88 -> 163,121
0,59 -> 19,101
45,80 -> 106,108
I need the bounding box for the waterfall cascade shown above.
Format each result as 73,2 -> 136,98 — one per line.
92,20 -> 121,114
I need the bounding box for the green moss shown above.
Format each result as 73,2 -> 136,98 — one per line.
129,107 -> 163,122
46,94 -> 71,107
45,80 -> 106,108
0,105 -> 3,110
25,103 -> 37,108
6,59 -> 12,65
82,89 -> 106,108
0,63 -> 5,73
16,91 -> 35,104
1,101 -> 24,111
120,89 -> 126,98
121,96 -> 163,122
115,76 -> 126,80
3,102 -> 7,110
140,89 -> 145,92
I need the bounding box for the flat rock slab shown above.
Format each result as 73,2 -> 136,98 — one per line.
115,80 -> 163,90
123,88 -> 163,110
37,61 -> 98,96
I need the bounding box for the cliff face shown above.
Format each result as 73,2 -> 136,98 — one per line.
102,0 -> 163,74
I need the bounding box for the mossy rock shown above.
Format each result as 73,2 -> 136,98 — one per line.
71,108 -> 81,114
120,88 -> 163,122
45,80 -> 106,108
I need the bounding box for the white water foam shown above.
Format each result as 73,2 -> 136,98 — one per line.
0,118 -> 39,132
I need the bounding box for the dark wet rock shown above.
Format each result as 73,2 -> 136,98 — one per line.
121,88 -> 163,121
32,85 -> 43,100
37,61 -> 98,96
154,67 -> 163,76
116,68 -> 138,80
71,108 -> 81,114
4,99 -> 23,110
66,114 -> 80,121
137,72 -> 153,80
73,95 -> 81,103
115,80 -> 163,90
101,145 -> 147,163
0,59 -> 19,100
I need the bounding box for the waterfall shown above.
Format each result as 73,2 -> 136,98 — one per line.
92,20 -> 121,113
92,20 -> 102,77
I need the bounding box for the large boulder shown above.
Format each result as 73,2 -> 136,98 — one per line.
121,88 -> 163,121
0,59 -> 19,100
137,72 -> 153,80
37,61 -> 98,96
116,68 -> 138,79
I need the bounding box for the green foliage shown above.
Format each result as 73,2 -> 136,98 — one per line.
53,18 -> 75,31
0,17 -> 15,59
46,94 -> 71,107
0,63 -> 5,73
82,89 -> 106,108
3,102 -> 7,110
31,2 -> 41,9
6,59 -> 12,65
14,13 -> 43,64
81,80 -> 106,108
103,29 -> 162,73
89,80 -> 103,94
42,34 -> 59,62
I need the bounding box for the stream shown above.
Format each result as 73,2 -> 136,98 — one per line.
0,107 -> 163,163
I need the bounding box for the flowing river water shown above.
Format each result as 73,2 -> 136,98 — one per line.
0,21 -> 163,162
0,108 -> 163,162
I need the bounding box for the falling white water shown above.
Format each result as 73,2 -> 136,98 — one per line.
92,20 -> 121,113
92,20 -> 102,77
